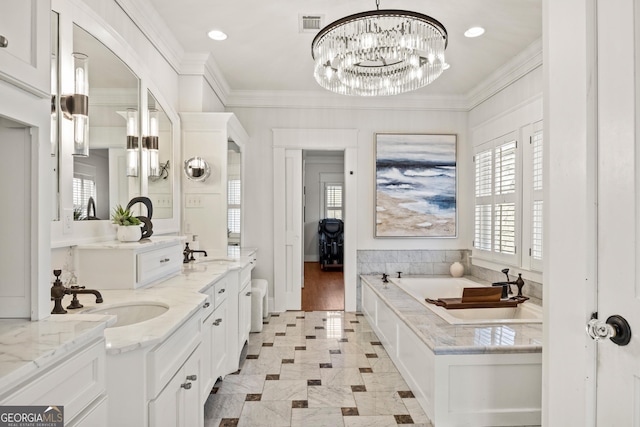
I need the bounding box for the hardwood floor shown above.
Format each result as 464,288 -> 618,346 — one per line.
301,262 -> 344,311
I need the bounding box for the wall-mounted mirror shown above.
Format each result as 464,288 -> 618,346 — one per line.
184,157 -> 211,182
71,24 -> 140,221
147,91 -> 173,219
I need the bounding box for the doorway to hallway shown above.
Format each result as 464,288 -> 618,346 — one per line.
301,150 -> 345,311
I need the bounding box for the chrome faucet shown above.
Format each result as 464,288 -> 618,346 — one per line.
51,269 -> 103,314
183,242 -> 208,263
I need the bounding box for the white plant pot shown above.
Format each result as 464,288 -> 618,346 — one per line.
117,225 -> 142,242
449,261 -> 464,277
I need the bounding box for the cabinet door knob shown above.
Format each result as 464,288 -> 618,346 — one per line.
186,374 -> 197,381
213,318 -> 222,326
0,36 -> 7,48
218,288 -> 226,294
203,302 -> 210,309
160,258 -> 170,263
181,382 -> 192,389
246,291 -> 252,296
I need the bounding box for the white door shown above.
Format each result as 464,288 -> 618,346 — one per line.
0,126 -> 30,318
273,148 -> 303,311
593,0 -> 640,423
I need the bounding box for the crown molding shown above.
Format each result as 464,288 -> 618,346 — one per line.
181,53 -> 231,106
114,0 -> 185,74
465,38 -> 543,110
226,90 -> 469,111
224,39 -> 542,111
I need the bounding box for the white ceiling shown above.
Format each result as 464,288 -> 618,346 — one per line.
146,0 -> 542,97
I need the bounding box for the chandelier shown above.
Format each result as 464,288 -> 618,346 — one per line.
311,1 -> 448,96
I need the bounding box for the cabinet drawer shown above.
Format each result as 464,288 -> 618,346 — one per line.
137,244 -> 182,286
147,311 -> 202,398
213,277 -> 228,308
0,339 -> 106,423
240,263 -> 253,287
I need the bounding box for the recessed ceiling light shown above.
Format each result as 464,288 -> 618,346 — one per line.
207,30 -> 227,41
464,27 -> 485,38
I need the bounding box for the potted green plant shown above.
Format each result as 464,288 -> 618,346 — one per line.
111,205 -> 142,242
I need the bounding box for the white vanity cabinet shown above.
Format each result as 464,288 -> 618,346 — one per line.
238,262 -> 253,353
0,338 -> 108,427
0,0 -> 50,97
148,344 -> 203,427
77,237 -> 183,289
201,275 -> 230,399
106,305 -> 206,427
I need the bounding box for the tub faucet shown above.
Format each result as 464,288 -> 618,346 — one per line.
499,268 -> 526,297
381,273 -> 388,283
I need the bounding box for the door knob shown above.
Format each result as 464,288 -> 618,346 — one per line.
586,313 -> 632,346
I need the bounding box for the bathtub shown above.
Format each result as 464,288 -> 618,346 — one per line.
390,277 -> 543,325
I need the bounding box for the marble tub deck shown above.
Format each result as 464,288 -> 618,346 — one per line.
204,310 -> 433,427
361,275 -> 543,355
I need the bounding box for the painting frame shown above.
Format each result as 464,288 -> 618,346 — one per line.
374,133 -> 457,238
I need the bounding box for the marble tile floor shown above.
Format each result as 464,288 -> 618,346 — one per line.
204,311 -> 434,427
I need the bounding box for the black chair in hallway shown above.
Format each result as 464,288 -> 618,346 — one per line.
318,218 -> 344,270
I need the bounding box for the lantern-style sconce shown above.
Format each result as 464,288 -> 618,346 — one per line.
61,53 -> 89,157
126,108 -> 139,177
145,109 -> 159,177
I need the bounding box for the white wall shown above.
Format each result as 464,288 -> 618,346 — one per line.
231,105 -> 470,292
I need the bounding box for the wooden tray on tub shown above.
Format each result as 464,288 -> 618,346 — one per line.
425,287 -> 529,309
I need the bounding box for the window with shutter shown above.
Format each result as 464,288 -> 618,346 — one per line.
530,125 -> 544,269
325,183 -> 343,219
473,121 -> 544,275
473,132 -> 519,265
228,179 -> 241,240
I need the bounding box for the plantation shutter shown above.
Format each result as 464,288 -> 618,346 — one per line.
473,132 -> 519,265
474,148 -> 493,252
494,140 -> 517,256
228,179 -> 241,239
530,124 -> 543,270
325,183 -> 343,219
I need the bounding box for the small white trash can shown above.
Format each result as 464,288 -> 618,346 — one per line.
251,279 -> 268,332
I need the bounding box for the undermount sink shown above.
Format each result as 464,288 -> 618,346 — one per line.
195,257 -> 237,264
86,302 -> 169,328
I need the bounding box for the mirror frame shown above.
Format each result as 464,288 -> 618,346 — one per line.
50,0 -> 180,247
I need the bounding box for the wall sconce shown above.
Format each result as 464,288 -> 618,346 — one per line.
60,52 -> 89,157
126,108 -> 139,177
184,156 -> 211,182
145,109 -> 159,177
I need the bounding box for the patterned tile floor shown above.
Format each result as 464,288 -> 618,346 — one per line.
204,311 -> 434,427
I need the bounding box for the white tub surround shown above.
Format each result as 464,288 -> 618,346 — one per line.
361,275 -> 542,427
391,277 -> 543,325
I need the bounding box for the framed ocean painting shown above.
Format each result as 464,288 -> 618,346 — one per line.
374,133 -> 457,238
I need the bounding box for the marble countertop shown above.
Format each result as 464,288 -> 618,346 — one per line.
360,275 -> 543,355
0,247 -> 257,394
0,315 -> 114,393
